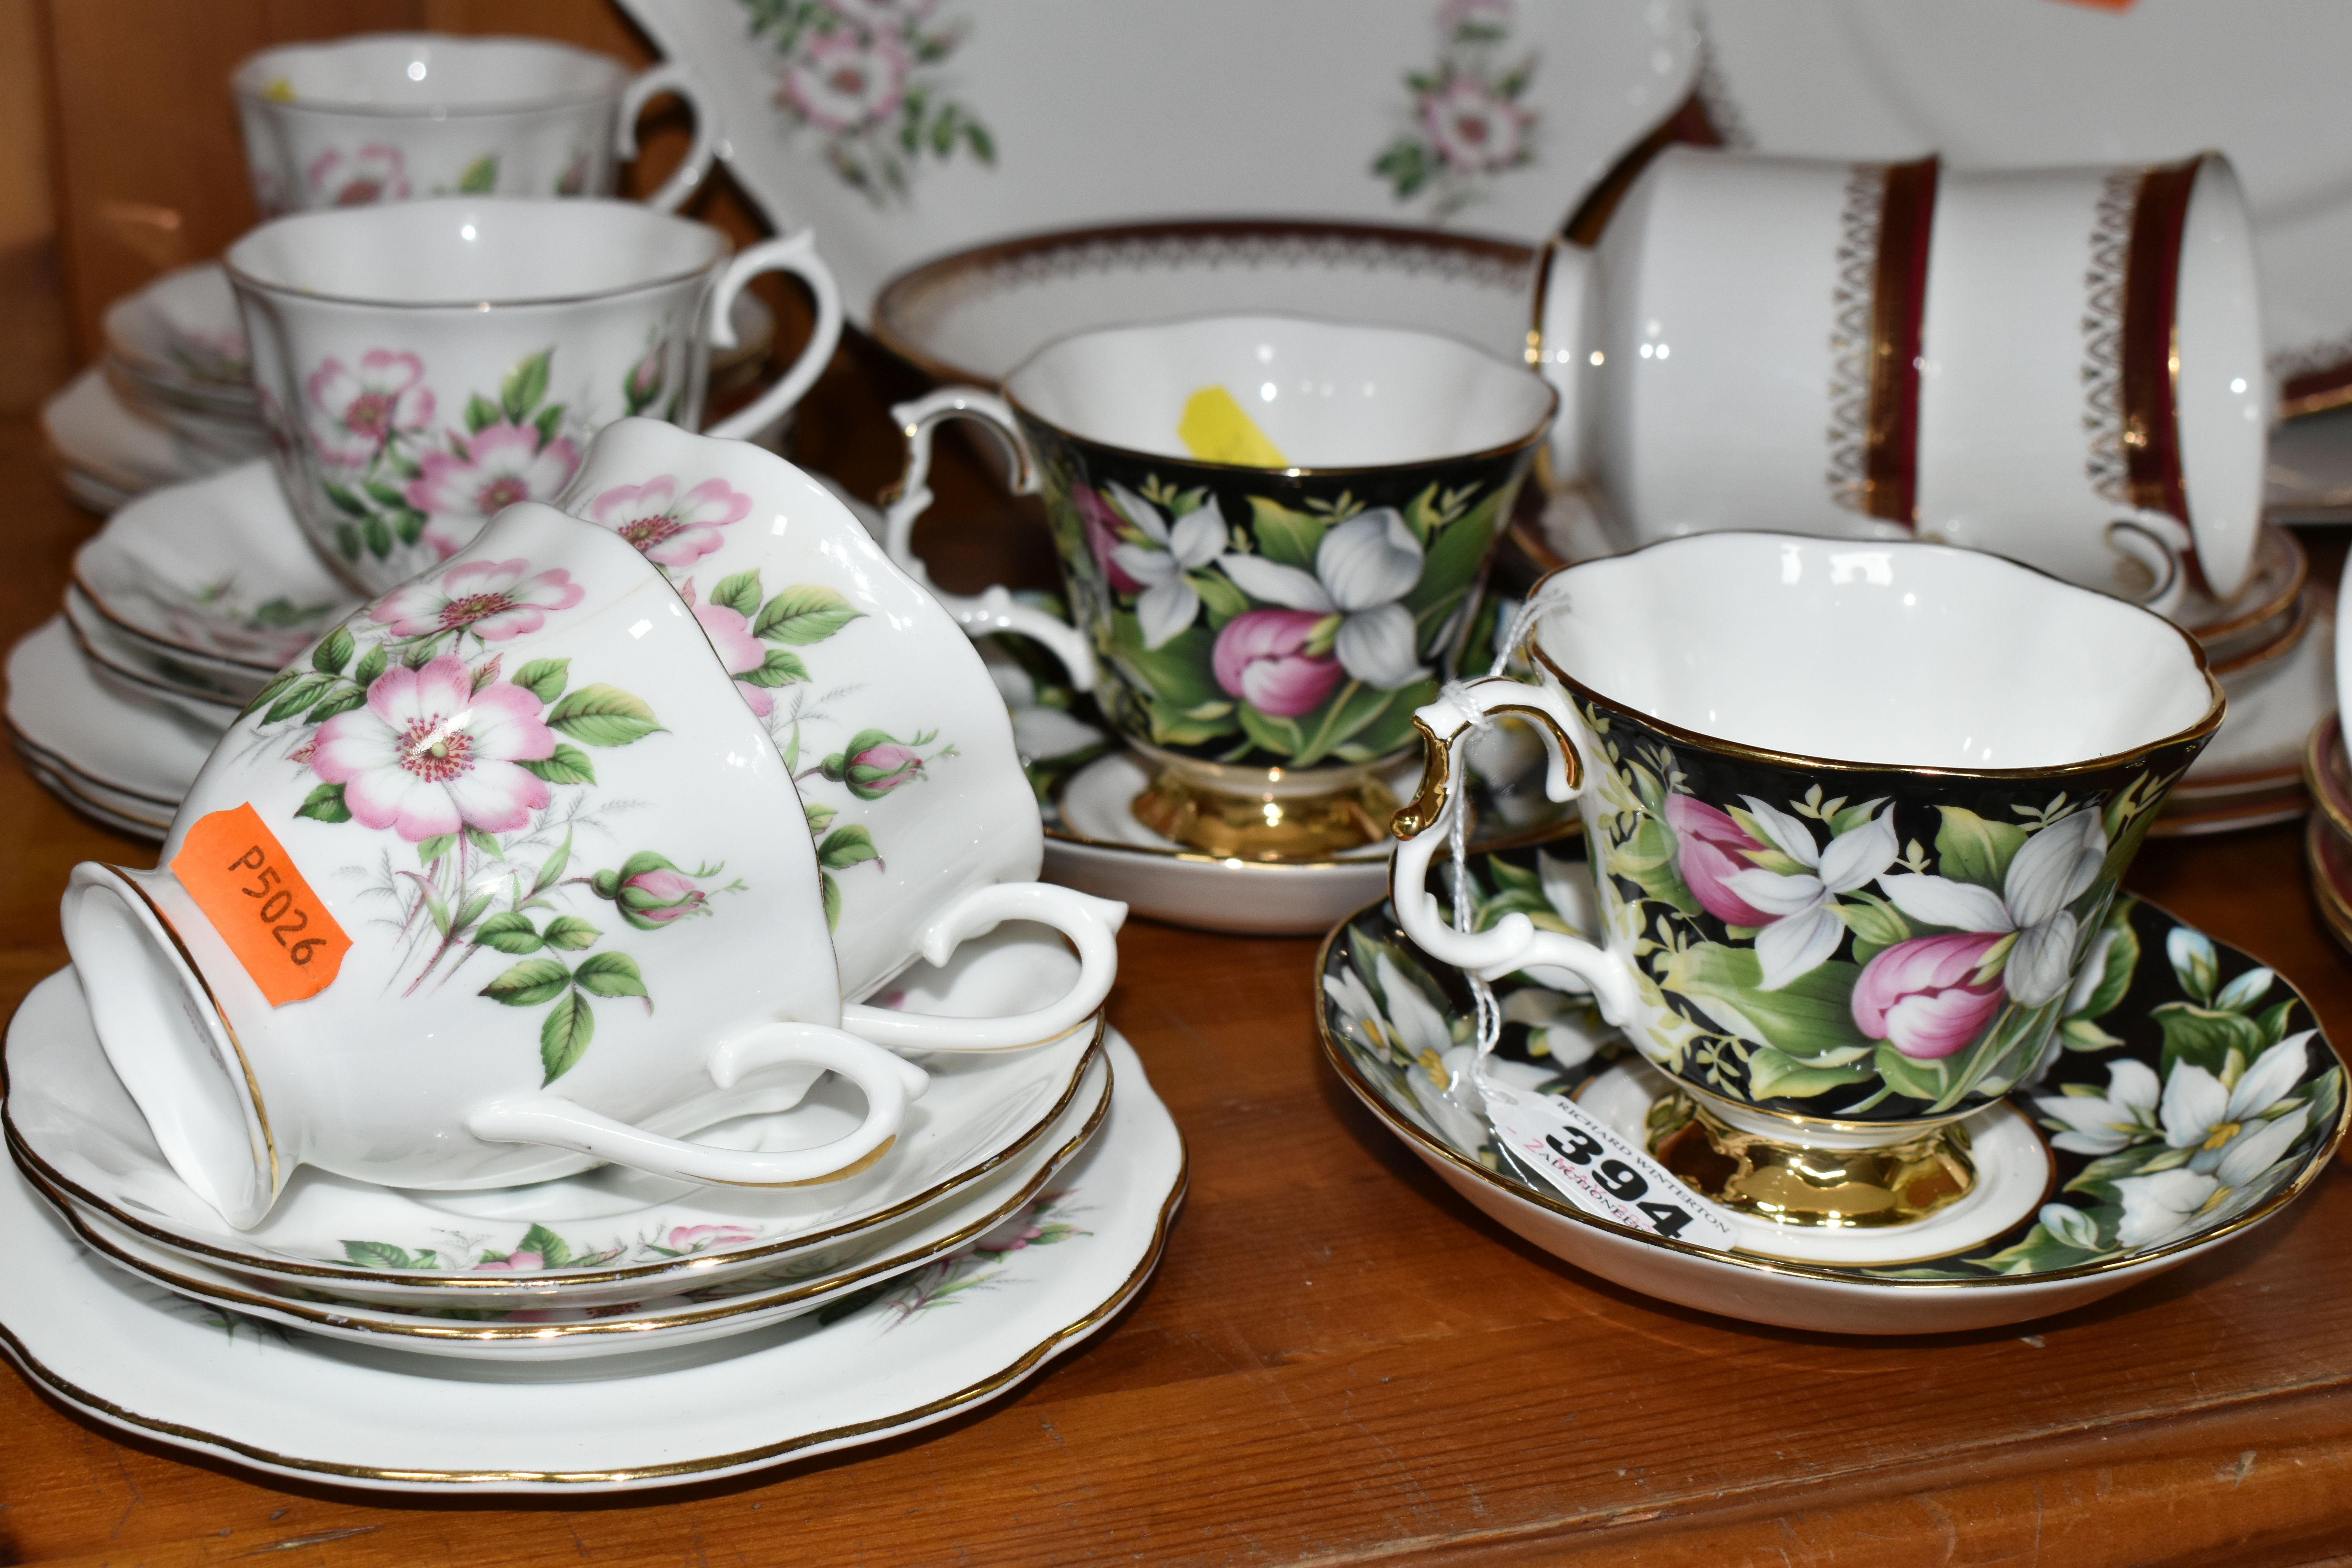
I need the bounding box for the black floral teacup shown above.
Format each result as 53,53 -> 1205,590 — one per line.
1390,532 -> 2222,1225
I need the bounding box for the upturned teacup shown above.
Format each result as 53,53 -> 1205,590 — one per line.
234,33 -> 715,216
882,312 -> 1555,859
57,502 -> 1105,1229
554,417 -> 1127,1020
1391,532 -> 2222,1226
227,197 -> 843,595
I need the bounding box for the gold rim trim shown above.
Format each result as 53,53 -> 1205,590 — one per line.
100,869 -> 281,1201
1391,704 -> 1583,844
2,1009 -> 1106,1292
1520,539 -> 2227,780
1,1136 -> 1187,1486
2203,587 -> 2313,680
16,1054 -> 1112,1344
2304,713 -> 2352,844
2186,524 -> 2308,644
1313,900 -> 2349,1290
59,612 -> 244,718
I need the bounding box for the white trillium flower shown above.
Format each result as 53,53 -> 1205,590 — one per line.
1498,986 -> 1600,1070
2038,1201 -> 2103,1251
1877,808 -> 2109,1008
2105,1034 -> 2314,1249
1717,799 -> 1900,990
2036,1058 -> 2161,1154
1219,508 -> 1430,689
1104,483 -> 1230,650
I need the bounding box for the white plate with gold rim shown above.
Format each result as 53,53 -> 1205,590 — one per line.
27,1048 -> 1109,1362
5,618 -> 218,815
0,1033 -> 1180,1492
7,935 -> 1105,1310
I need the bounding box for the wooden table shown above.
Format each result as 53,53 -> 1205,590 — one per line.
4,343 -> 2352,1566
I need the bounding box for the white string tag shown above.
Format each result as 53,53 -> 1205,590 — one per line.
1479,1083 -> 1738,1251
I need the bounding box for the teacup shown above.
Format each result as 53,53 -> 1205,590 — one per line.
1390,532 -> 2222,1226
228,197 -> 843,595
882,312 -> 1555,859
54,503 -> 1087,1229
1534,146 -> 2265,601
554,417 -> 1127,1016
234,33 -> 715,217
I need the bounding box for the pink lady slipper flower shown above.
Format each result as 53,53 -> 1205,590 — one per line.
1100,483 -> 1230,648
306,350 -> 434,469
1218,509 -> 1430,690
1661,794 -> 1778,927
310,655 -> 557,841
1711,797 -> 1899,990
586,475 -> 753,569
1849,931 -> 2009,1059
1076,486 -> 1145,594
370,557 -> 586,643
405,423 -> 582,546
1212,609 -> 1344,719
307,143 -> 410,207
1875,808 -> 2108,1009
781,27 -> 911,133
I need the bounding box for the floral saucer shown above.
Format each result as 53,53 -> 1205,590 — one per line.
1319,844 -> 2346,1333
62,591 -> 243,728
24,1050 -> 1109,1362
6,618 -> 216,833
0,1033 -> 1179,1493
40,367 -> 257,501
7,936 -> 1104,1309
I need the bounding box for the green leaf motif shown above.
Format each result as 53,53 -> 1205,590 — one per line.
1188,569 -> 1252,628
538,993 -> 594,1086
542,915 -> 602,951
457,154 -> 499,193
465,826 -> 502,860
1934,806 -> 2028,893
573,951 -> 649,1002
311,626 -> 354,675
501,349 -> 552,425
1244,497 -> 1327,572
2067,903 -> 2141,1026
804,800 -> 837,836
738,647 -> 810,688
711,570 -> 763,619
820,870 -> 842,930
1110,615 -> 1220,711
817,824 -> 878,870
265,673 -> 335,724
416,833 -> 455,865
753,585 -> 862,644
1744,1045 -> 1873,1101
476,911 -> 543,955
354,642 -> 388,687
514,658 -> 570,703
2152,1002 -> 2269,1081
519,743 -> 596,786
1660,944 -> 1870,1066
465,394 -> 499,435
306,688 -> 366,723
530,830 -> 572,897
294,782 -> 351,824
482,958 -> 571,1008
341,1240 -> 430,1270
546,685 -> 665,747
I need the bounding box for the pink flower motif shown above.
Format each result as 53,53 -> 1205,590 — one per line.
1419,75 -> 1531,173
1851,932 -> 2010,1060
310,655 -> 557,842
621,868 -> 708,923
306,350 -> 434,469
306,144 -> 410,207
781,27 -> 911,132
975,1221 -> 1043,1256
585,475 -> 753,569
1212,609 -> 1343,719
405,422 -> 582,541
370,557 -> 586,643
693,601 -> 773,718
472,1250 -> 545,1272
1663,795 -> 1779,928
666,1224 -> 756,1252
1075,486 -> 1144,594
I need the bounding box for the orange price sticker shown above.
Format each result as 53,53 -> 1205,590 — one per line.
170,804 -> 352,1006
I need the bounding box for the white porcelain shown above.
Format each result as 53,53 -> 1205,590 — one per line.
1535,146 -> 2265,599
0,1031 -> 1177,1492
10,934 -> 1102,1309
40,367 -> 255,498
616,0 -> 1694,324
227,197 -> 843,592
71,461 -> 358,696
62,505 -> 927,1226
2185,587 -> 2335,783
22,1037 -> 1111,1361
16,756 -> 169,840
553,420 -> 1124,1015
103,263 -> 253,405
5,617 -> 217,813
61,593 -> 243,728
53,464 -> 139,517
234,33 -> 716,217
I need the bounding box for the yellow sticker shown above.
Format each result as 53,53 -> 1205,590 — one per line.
1178,386 -> 1289,467
262,76 -> 297,103
171,804 -> 351,1007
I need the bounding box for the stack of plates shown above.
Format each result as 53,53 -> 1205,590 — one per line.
6,460 -> 354,837
0,928 -> 1183,1486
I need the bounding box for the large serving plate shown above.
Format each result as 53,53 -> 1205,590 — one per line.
618,0 -> 1698,324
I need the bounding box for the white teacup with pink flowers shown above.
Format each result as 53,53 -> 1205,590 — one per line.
59,501 -> 1108,1229
227,197 -> 842,597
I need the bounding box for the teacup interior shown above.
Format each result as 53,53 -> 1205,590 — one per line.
1005,313 -> 1555,467
1539,534 -> 2214,769
235,34 -> 625,113
228,199 -> 724,307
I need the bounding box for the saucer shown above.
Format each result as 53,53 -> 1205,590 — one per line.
13,753 -> 169,840
25,1049 -> 1110,1361
5,617 -> 216,822
39,367 -> 255,499
0,1033 -> 1180,1492
62,592 -> 244,726
9,938 -> 1105,1309
1318,845 -> 2346,1333
101,262 -> 253,405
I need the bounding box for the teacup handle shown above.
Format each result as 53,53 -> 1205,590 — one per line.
466,1026 -> 926,1186
1390,675 -> 1642,1025
617,62 -> 719,214
880,388 -> 1099,692
2106,512 -> 2189,619
700,230 -> 847,446
842,882 -> 1127,1051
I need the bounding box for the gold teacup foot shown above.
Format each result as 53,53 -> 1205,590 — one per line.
1131,769 -> 1399,861
1645,1093 -> 1975,1228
